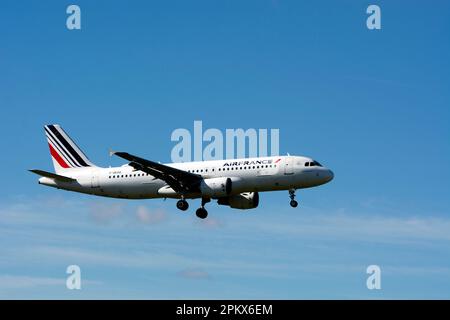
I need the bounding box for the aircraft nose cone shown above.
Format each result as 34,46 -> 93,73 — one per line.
326,169 -> 334,182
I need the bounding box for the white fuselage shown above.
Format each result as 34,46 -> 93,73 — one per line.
38,155 -> 334,200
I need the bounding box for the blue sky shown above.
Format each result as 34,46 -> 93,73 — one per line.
0,0 -> 449,299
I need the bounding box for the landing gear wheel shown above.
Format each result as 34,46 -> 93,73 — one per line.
176,200 -> 189,211
288,189 -> 298,208
196,208 -> 208,219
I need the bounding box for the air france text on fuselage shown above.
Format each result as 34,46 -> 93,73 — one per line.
223,159 -> 275,167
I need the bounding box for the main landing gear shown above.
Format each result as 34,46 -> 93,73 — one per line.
176,198 -> 189,211
176,197 -> 210,219
196,198 -> 210,219
289,189 -> 298,208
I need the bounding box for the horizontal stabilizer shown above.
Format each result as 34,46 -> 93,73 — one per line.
29,169 -> 75,182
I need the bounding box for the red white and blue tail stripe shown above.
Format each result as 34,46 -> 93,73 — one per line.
45,124 -> 96,172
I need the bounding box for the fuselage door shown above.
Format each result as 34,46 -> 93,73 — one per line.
91,175 -> 99,188
284,157 -> 294,175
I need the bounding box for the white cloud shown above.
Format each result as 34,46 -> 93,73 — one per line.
251,212 -> 450,244
24,246 -> 201,269
1,195 -> 450,299
383,266 -> 450,277
89,201 -> 124,225
0,275 -> 64,289
194,216 -> 224,229
177,268 -> 211,280
0,274 -> 102,290
135,205 -> 166,224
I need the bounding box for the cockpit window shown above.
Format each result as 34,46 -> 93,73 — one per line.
305,161 -> 323,167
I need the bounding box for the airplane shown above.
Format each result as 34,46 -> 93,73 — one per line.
30,124 -> 334,219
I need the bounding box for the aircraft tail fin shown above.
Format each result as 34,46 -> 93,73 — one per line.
44,124 -> 97,174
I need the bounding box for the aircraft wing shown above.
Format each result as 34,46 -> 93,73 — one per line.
113,152 -> 202,194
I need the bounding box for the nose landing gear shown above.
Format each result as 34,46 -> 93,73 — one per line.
289,189 -> 298,208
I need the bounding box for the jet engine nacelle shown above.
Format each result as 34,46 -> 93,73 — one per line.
200,177 -> 232,198
218,192 -> 259,210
